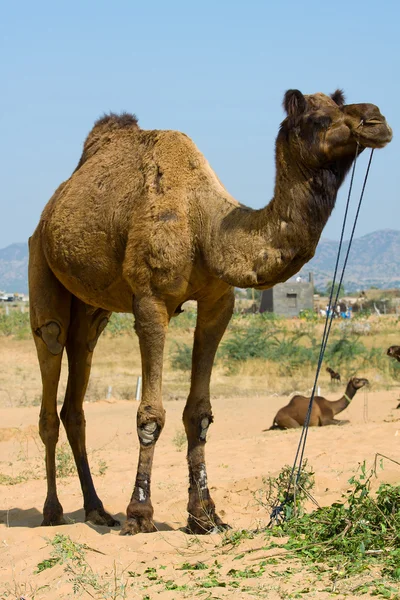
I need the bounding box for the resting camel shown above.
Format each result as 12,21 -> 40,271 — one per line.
29,89 -> 392,535
326,366 -> 341,383
270,377 -> 369,429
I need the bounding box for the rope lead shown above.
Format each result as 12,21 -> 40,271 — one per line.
269,147 -> 375,526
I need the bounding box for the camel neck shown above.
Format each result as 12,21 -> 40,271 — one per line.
330,381 -> 358,416
204,144 -> 353,289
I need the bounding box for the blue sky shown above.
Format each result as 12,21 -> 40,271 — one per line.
1,0 -> 399,248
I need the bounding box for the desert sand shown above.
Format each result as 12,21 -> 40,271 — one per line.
1,382 -> 400,599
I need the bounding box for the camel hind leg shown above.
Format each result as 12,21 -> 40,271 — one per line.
60,297 -> 118,526
29,230 -> 71,526
273,414 -> 302,429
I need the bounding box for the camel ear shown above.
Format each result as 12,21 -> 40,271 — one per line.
283,90 -> 307,118
331,89 -> 346,106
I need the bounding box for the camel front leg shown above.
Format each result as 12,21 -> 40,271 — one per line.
183,288 -> 234,534
121,296 -> 168,535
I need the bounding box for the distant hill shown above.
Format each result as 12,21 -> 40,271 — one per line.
0,242 -> 29,294
298,229 -> 400,292
2,230 -> 400,295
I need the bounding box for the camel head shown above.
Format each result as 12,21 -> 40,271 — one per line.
349,376 -> 369,390
387,345 -> 400,362
279,89 -> 392,168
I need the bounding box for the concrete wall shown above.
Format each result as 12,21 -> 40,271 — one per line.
260,276 -> 314,317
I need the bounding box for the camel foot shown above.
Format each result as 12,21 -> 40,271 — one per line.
187,512 -> 230,535
41,500 -> 66,526
85,508 -> 120,527
120,517 -> 157,535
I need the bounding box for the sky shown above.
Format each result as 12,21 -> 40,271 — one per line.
1,0 -> 399,248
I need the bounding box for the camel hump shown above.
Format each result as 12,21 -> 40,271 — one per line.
74,111 -> 140,172
93,111 -> 139,131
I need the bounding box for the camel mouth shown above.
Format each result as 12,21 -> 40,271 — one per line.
354,121 -> 393,149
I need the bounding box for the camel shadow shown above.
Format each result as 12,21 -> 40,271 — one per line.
0,507 -> 174,534
85,517 -> 174,535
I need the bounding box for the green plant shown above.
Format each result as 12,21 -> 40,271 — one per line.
56,443 -> 76,478
256,460 -> 315,521
299,309 -> 318,321
169,308 -> 197,329
272,458 -> 400,585
221,528 -> 255,547
324,334 -> 367,375
35,534 -> 87,574
106,313 -> 134,336
179,561 -> 209,570
172,429 -> 186,451
170,342 -> 192,371
35,534 -> 129,599
0,310 -> 31,337
96,459 -> 108,476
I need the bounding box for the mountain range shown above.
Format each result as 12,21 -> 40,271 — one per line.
2,229 -> 400,295
297,229 -> 400,292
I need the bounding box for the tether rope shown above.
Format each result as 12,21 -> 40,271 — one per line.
269,145 -> 375,525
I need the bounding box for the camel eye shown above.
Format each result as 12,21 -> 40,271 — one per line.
364,118 -> 384,126
310,115 -> 332,129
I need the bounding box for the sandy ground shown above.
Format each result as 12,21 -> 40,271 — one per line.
1,387 -> 400,599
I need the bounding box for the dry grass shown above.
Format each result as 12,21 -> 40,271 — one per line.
0,312 -> 400,408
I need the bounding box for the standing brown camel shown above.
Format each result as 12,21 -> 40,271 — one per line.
29,89 -> 392,535
269,377 -> 369,429
326,366 -> 341,383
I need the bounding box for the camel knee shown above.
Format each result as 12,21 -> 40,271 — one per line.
137,409 -> 165,446
183,407 -> 213,443
60,407 -> 86,431
34,321 -> 64,355
39,412 -> 60,445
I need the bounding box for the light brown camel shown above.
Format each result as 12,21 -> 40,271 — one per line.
269,377 -> 369,429
29,89 -> 392,535
326,366 -> 341,383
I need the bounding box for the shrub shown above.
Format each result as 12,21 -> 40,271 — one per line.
170,342 -> 192,371
0,310 -> 31,337
106,313 -> 134,336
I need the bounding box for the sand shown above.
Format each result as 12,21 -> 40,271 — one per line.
1,386 -> 400,599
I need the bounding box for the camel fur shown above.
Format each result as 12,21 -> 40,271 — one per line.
29,89 -> 392,535
387,346 -> 400,362
270,377 -> 369,429
387,346 -> 400,408
326,366 -> 341,383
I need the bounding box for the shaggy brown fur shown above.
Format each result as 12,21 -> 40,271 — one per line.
29,89 -> 391,535
270,377 -> 369,429
326,366 -> 341,383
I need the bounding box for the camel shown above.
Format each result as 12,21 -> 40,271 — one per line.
386,346 -> 400,408
326,366 -> 341,383
29,89 -> 392,535
269,377 -> 369,429
387,346 -> 400,362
